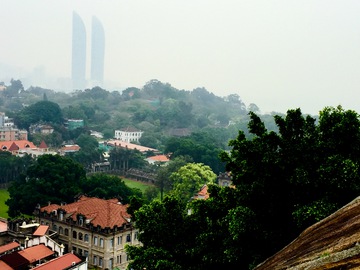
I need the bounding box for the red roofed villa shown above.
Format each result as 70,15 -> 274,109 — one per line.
37,195 -> 140,270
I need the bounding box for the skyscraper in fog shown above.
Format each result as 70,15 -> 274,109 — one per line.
91,16 -> 105,86
72,13 -> 105,90
71,12 -> 86,90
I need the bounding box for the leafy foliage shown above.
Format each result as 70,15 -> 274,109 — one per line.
170,163 -> 216,202
6,154 -> 86,217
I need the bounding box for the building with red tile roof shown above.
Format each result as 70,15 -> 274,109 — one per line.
0,140 -> 36,154
0,260 -> 12,270
32,253 -> 86,270
145,154 -> 170,165
193,185 -> 209,200
106,139 -> 160,154
58,144 -> 81,155
33,225 -> 49,237
0,241 -> 20,256
18,244 -> 54,264
37,195 -> 140,270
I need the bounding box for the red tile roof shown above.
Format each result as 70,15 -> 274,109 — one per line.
38,140 -> 48,149
0,241 -> 20,254
59,144 -> 80,152
0,140 -> 37,150
107,140 -> 159,153
32,253 -> 82,270
40,196 -> 131,229
18,244 -> 54,263
0,260 -> 13,270
193,185 -> 209,200
33,225 -> 49,236
0,220 -> 7,232
146,155 -> 170,162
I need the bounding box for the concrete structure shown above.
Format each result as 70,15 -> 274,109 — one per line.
0,112 -> 27,141
37,195 -> 140,270
91,16 -> 105,87
72,11 -> 87,90
114,127 -> 143,143
66,119 -> 84,130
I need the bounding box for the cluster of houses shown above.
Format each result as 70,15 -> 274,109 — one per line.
0,195 -> 139,270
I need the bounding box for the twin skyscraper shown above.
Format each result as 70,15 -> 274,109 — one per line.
72,12 -> 105,90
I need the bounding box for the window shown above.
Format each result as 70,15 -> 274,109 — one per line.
84,234 -> 89,242
78,232 -> 83,241
64,228 -> 69,236
78,248 -> 83,256
84,250 -> 88,257
109,238 -> 114,248
109,258 -> 113,269
100,238 -> 104,247
72,246 -> 77,253
117,236 -> 122,245
93,236 -> 98,245
59,227 -> 63,234
126,234 -> 131,242
79,216 -> 83,226
126,254 -> 130,261
134,231 -> 138,241
53,224 -> 57,231
72,231 -> 77,239
99,257 -> 103,267
117,255 -> 121,264
93,255 -> 97,265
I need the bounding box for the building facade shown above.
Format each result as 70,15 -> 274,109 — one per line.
72,11 -> 87,90
91,16 -> 105,87
114,127 -> 143,143
36,196 -> 140,270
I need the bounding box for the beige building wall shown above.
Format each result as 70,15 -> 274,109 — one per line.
38,217 -> 140,270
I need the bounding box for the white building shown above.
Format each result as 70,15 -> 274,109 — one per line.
114,127 -> 143,143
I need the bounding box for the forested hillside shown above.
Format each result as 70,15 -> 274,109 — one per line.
0,78 -> 282,151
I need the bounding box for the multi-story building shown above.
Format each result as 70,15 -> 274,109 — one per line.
36,195 -> 140,270
114,127 -> 143,143
0,112 -> 28,141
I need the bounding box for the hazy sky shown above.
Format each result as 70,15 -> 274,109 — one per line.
1,0 -> 360,114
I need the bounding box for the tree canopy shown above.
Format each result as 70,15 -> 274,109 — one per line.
128,106 -> 360,269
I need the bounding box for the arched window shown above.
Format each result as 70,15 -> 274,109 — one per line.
64,228 -> 69,236
84,234 -> 89,242
53,224 -> 57,231
73,230 -> 77,239
59,227 -> 64,234
78,232 -> 83,241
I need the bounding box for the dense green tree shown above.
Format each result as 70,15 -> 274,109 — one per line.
126,196 -> 188,270
0,152 -> 33,185
155,155 -> 192,200
15,100 -> 63,129
170,163 -> 216,202
219,106 -> 360,266
109,147 -> 147,171
83,173 -> 142,203
4,79 -> 24,97
164,132 -> 225,173
6,155 -> 86,217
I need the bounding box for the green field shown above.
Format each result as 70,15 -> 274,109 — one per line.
122,178 -> 153,193
0,189 -> 9,219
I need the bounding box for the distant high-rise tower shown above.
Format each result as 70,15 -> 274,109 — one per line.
72,12 -> 87,90
91,16 -> 105,87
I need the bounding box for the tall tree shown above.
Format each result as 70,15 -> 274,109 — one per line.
170,163 -> 216,202
6,154 -> 86,217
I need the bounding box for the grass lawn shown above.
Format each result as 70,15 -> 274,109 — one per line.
122,178 -> 154,193
0,189 -> 9,219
